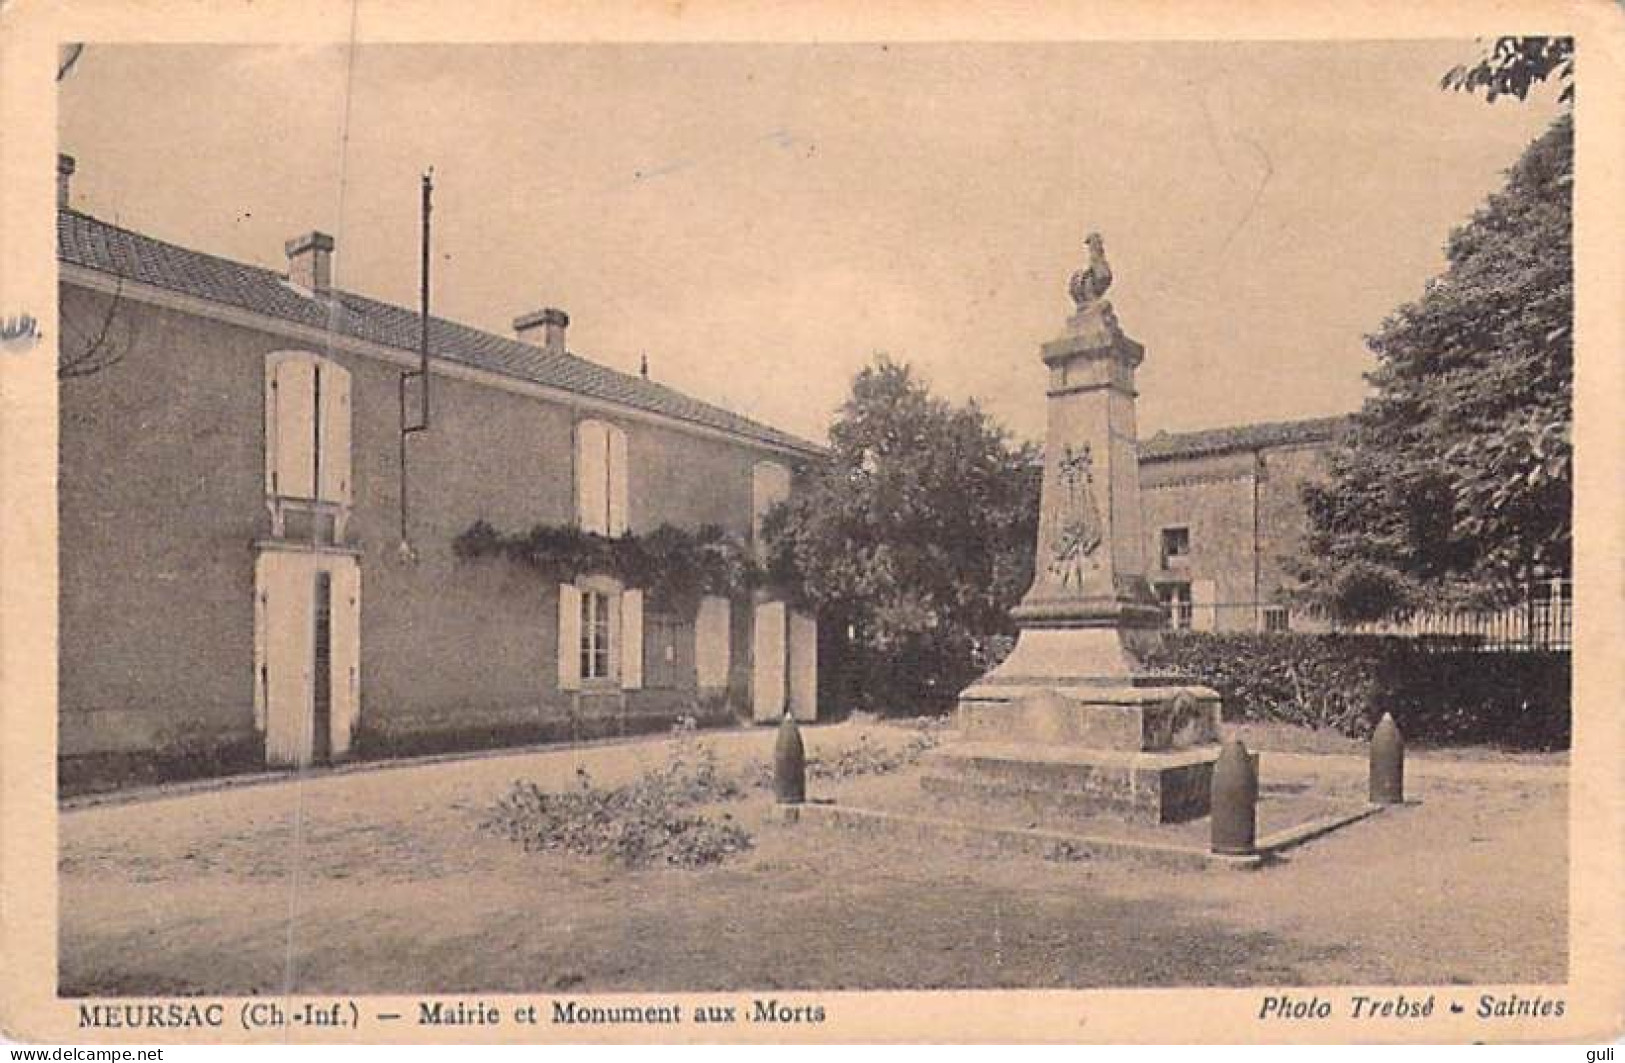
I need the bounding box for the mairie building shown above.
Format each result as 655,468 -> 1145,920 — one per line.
55,155 -> 825,783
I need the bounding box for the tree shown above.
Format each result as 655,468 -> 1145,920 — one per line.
59,278 -> 137,380
1442,36 -> 1573,104
762,356 -> 1038,712
58,42 -> 140,381
1300,109 -> 1572,621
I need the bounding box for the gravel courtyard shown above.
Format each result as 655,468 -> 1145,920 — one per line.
58,722 -> 1567,995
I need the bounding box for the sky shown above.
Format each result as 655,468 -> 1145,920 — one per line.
58,42 -> 1563,446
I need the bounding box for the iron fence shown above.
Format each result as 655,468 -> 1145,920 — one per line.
1164,580 -> 1572,652
1341,579 -> 1571,651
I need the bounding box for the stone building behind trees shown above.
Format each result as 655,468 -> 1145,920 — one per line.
1014,415 -> 1346,635
1137,415 -> 1347,633
1136,414 -> 1570,648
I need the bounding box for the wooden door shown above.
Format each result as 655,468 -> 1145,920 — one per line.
256,551 -> 361,766
694,596 -> 731,693
258,552 -> 314,766
752,600 -> 787,722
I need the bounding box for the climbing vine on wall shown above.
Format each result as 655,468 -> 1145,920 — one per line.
453,520 -> 761,612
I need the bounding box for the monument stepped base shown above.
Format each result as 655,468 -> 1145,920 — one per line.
920,741 -> 1219,824
932,678 -> 1223,824
957,684 -> 1222,749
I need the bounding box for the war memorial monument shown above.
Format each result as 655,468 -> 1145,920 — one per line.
921,233 -> 1226,823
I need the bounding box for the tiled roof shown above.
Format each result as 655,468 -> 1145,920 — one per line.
57,209 -> 824,457
1138,415 -> 1349,461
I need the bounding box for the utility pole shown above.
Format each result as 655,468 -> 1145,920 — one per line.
398,169 -> 433,557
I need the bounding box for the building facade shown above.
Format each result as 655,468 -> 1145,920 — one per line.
1137,415 -> 1572,648
1137,416 -> 1348,633
57,157 -> 823,777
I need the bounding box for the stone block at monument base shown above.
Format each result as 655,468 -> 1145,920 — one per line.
958,684 -> 1222,751
921,741 -> 1218,824
924,683 -> 1223,823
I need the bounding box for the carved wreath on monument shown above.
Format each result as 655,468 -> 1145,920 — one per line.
1047,443 -> 1104,592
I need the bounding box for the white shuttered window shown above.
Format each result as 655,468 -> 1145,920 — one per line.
576,419 -> 629,536
265,351 -> 351,505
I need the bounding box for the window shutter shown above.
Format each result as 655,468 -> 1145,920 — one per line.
576,421 -> 608,534
263,359 -> 279,497
557,584 -> 582,691
271,357 -> 317,499
329,560 -> 361,756
695,596 -> 731,690
620,588 -> 643,690
607,424 -> 629,536
318,362 -> 352,505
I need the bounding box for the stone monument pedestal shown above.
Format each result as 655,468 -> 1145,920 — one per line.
924,683 -> 1222,823
930,232 -> 1222,825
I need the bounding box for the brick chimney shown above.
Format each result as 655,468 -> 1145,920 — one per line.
57,154 -> 76,210
285,231 -> 335,294
514,308 -> 569,355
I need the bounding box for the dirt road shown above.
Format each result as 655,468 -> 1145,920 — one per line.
59,723 -> 1566,994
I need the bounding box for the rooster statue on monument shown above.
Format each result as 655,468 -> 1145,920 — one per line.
1068,231 -> 1113,310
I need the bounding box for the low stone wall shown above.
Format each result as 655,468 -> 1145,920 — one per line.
58,692 -> 750,798
58,737 -> 264,799
350,691 -> 742,760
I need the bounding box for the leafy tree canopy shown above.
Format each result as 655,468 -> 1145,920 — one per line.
762,356 -> 1038,710
1300,112 -> 1572,620
1442,36 -> 1574,104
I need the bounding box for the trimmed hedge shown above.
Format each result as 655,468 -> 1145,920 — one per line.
1140,633 -> 1570,751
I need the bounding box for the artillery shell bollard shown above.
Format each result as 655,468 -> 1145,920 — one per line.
1210,738 -> 1257,856
773,710 -> 806,805
1370,712 -> 1405,805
